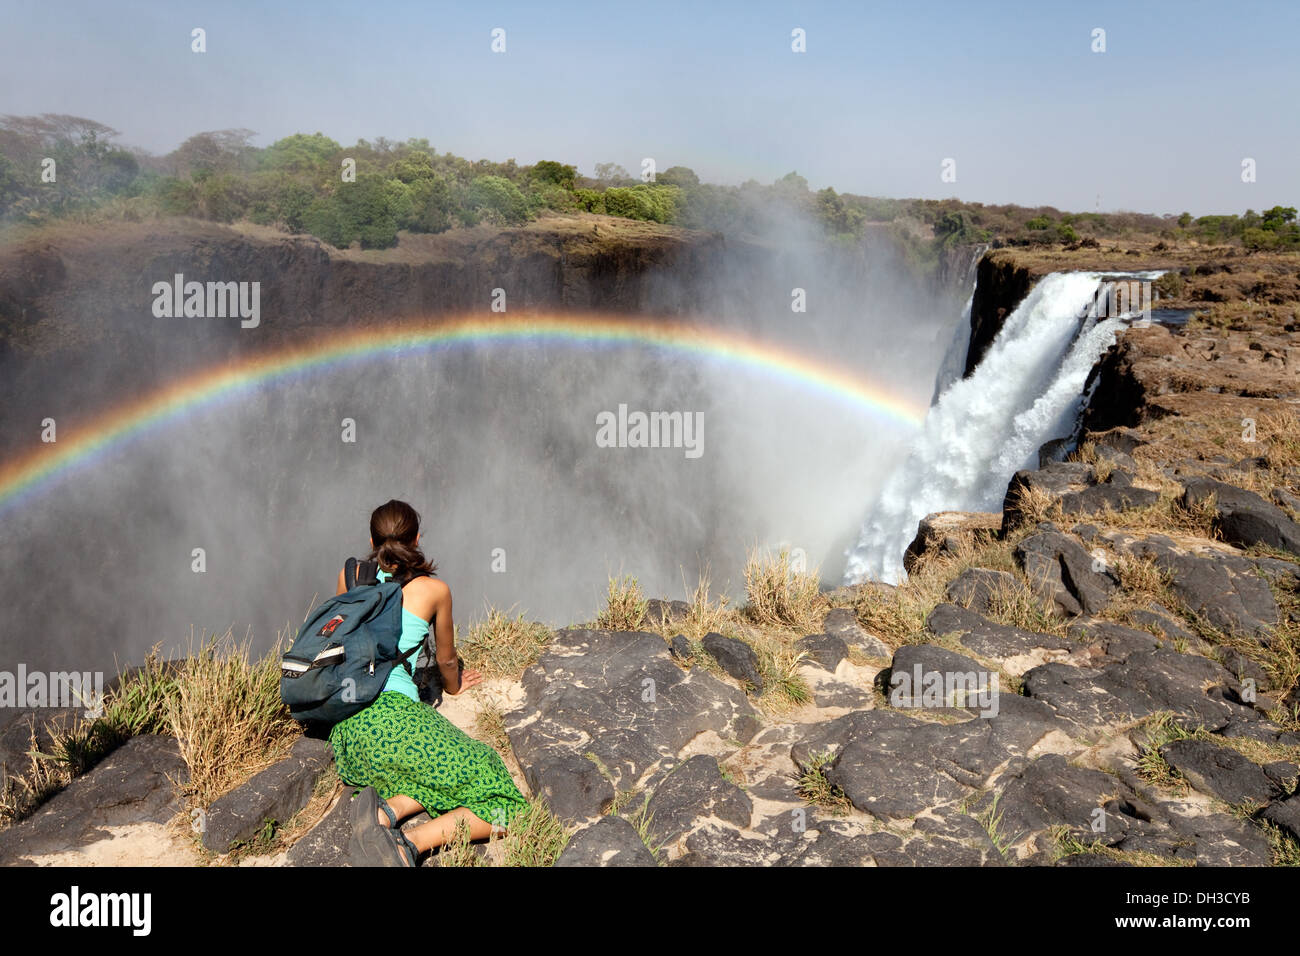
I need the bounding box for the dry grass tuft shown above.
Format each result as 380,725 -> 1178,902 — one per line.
167,629 -> 300,809
595,575 -> 648,631
461,605 -> 553,679
742,547 -> 825,631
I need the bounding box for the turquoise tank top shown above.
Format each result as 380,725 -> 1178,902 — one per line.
376,568 -> 430,703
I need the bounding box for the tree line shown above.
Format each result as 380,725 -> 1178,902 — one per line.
1,114 -> 1294,257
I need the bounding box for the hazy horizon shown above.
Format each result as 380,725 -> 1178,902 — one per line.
2,0 -> 1297,218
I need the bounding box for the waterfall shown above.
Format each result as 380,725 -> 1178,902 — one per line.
843,270 -> 1135,584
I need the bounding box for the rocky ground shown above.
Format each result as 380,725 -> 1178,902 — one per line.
1,245 -> 1298,867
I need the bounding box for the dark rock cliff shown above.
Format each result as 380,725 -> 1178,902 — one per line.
963,251 -> 1037,377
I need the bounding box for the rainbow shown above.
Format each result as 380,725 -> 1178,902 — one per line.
0,312 -> 927,514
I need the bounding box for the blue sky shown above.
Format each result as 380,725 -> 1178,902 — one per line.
2,0 -> 1296,215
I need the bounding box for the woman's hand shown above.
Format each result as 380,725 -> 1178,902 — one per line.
448,668 -> 484,695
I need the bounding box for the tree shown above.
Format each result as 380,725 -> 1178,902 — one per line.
408,174 -> 454,232
657,166 -> 699,188
1262,205 -> 1297,229
531,160 -> 576,189
594,162 -> 630,185
168,129 -> 256,177
262,132 -> 341,174
774,171 -> 809,193
466,175 -> 530,224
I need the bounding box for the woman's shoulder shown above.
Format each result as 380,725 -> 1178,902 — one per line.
404,573 -> 449,600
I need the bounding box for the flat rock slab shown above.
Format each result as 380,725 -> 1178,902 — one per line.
927,603 -> 1071,671
1166,810 -> 1274,866
505,628 -> 757,824
1160,738 -> 1278,806
1106,532 -> 1278,637
1067,619 -> 1164,662
821,608 -> 892,658
285,788 -> 351,867
792,696 -> 1063,824
1183,477 -> 1300,556
1058,482 -> 1159,518
795,633 -> 850,671
644,754 -> 752,849
0,734 -> 187,864
1021,648 -> 1254,735
202,736 -> 334,853
986,754 -> 1154,855
554,815 -> 657,867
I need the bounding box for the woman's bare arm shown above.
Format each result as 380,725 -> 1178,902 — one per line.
425,581 -> 482,695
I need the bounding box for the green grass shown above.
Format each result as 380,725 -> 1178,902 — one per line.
796,750 -> 852,815
501,797 -> 570,867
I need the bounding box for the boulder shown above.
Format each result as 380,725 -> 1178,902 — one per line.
644,754 -> 752,848
554,815 -> 658,867
794,633 -> 849,671
644,598 -> 691,628
1002,462 -> 1095,530
944,568 -> 1018,614
927,602 -> 1071,669
1183,477 -> 1300,556
1262,796 -> 1300,842
1159,738 -> 1277,806
1014,530 -> 1118,616
0,735 -> 187,864
903,511 -> 1001,572
505,629 -> 757,824
820,608 -> 891,658
701,633 -> 763,693
202,736 -> 335,853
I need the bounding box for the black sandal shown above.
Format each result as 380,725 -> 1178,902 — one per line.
352,822 -> 420,867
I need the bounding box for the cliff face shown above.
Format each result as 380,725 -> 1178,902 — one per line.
0,216 -> 734,449
963,251 -> 1037,376
0,216 -> 726,353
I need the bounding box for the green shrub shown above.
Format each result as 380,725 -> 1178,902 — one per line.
574,188 -> 605,214
466,175 -> 530,225
408,174 -> 455,233
531,160 -> 577,189
602,184 -> 680,223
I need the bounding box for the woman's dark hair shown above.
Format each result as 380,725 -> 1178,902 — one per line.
368,499 -> 437,580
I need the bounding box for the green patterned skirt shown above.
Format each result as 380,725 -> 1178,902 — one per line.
329,691 -> 528,829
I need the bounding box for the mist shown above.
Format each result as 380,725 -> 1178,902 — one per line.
0,204 -> 968,674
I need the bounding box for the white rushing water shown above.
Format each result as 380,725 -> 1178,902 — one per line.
843,270 -> 1135,584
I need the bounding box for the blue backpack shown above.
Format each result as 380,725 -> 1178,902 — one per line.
280,558 -> 426,724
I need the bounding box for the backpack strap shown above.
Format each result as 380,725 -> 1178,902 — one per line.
345,558 -> 381,590
395,638 -> 424,676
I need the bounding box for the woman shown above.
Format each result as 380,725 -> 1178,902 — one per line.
329,499 -> 528,866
